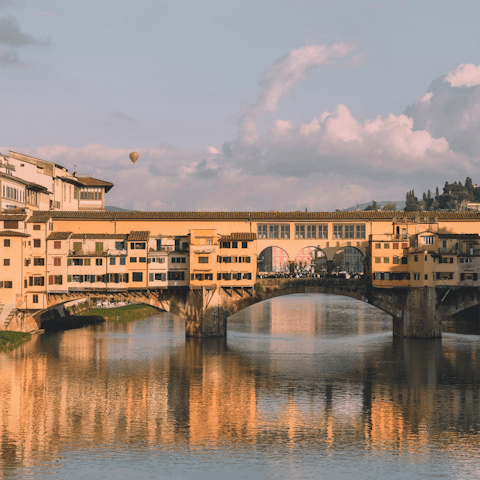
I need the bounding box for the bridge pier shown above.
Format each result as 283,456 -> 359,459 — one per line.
377,287 -> 442,338
185,287 -> 227,337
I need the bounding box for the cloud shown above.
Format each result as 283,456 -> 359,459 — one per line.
111,111 -> 137,123
404,68 -> 480,157
445,63 -> 480,88
239,43 -> 357,143
6,59 -> 480,212
0,15 -> 49,66
0,16 -> 42,46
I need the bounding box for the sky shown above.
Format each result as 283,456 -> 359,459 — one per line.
1,0 -> 479,211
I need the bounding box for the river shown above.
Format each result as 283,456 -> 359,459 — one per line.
1,294 -> 480,479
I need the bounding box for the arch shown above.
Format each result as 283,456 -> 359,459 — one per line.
332,246 -> 365,274
294,246 -> 327,274
257,246 -> 290,273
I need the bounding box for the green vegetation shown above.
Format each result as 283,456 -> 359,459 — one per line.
405,177 -> 479,212
77,304 -> 160,323
254,283 -> 264,295
0,331 -> 32,352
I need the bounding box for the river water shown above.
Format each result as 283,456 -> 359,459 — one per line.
1,294 -> 480,479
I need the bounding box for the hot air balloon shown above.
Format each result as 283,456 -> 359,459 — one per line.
129,152 -> 139,164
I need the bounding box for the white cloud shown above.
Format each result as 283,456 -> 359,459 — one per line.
239,43 -> 357,143
445,63 -> 480,88
206,146 -> 220,154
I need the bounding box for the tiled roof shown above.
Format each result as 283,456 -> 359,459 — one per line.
26,212 -> 51,223
0,214 -> 27,221
0,230 -> 30,237
220,232 -> 257,241
77,177 -> 114,192
127,231 -> 149,241
70,233 -> 128,239
46,210 -> 480,221
1,208 -> 26,214
47,232 -> 72,240
437,233 -> 480,240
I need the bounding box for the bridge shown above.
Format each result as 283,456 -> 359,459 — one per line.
20,277 -> 480,339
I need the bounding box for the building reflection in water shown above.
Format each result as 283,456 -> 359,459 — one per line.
1,297 -> 480,476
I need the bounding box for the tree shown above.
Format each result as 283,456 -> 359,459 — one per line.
364,201 -> 378,211
404,190 -> 420,211
466,177 -> 474,193
383,202 -> 397,211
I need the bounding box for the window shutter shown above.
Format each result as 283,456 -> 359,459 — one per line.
461,273 -> 465,281
68,259 -> 72,266
67,275 -> 72,282
475,274 -> 478,281
29,277 -> 33,286
49,275 -> 54,285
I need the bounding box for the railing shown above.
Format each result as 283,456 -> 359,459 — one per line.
69,249 -> 127,256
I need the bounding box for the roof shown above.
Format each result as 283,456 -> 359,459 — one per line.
127,231 -> 149,241
27,182 -> 51,194
47,232 -> 72,240
70,233 -> 128,240
77,176 -> 114,192
58,176 -> 85,188
26,212 -> 51,223
437,234 -> 480,240
0,214 -> 27,221
220,232 -> 257,241
0,230 -> 30,237
44,210 -> 480,221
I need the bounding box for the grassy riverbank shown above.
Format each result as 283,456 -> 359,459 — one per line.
0,331 -> 32,352
77,304 -> 160,323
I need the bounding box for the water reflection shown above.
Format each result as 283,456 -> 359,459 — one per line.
1,295 -> 480,479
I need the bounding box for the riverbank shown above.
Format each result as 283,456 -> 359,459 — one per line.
0,331 -> 32,352
77,304 -> 160,323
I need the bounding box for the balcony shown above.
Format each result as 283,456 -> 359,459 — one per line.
68,248 -> 127,256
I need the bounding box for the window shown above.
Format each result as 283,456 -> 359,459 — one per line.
73,242 -> 82,251
53,241 -> 61,249
33,225 -> 41,231
29,276 -> 45,286
72,258 -> 83,266
4,220 -> 18,229
33,258 -> 44,266
243,273 -> 252,280
422,236 -> 434,245
95,242 -> 103,253
120,257 -> 126,265
110,257 -> 116,265
205,273 -> 213,281
139,257 -> 146,263
3,259 -> 9,266
280,225 -> 290,239
384,257 -> 390,263
96,259 -> 103,266
172,257 -> 186,264
424,274 -> 428,280
269,225 -> 279,239
374,257 -> 381,263
133,242 -> 146,249
375,243 -> 381,249
393,256 -> 399,264
333,225 -> 343,239
384,243 -> 390,249
257,224 -> 267,239
232,241 -> 238,248
115,241 -> 125,250
84,258 -> 91,266
72,275 -> 83,283
4,239 -> 10,247
53,258 -> 61,266
222,257 -> 232,263
132,272 -> 143,282
414,255 -> 418,262
355,225 -> 365,239
130,257 -> 137,263
33,239 -> 41,248
195,274 -> 204,281
393,243 -> 399,249
402,243 -> 408,249
401,257 -> 408,264
436,272 -> 453,280
198,257 -> 209,263
242,241 -> 248,248
307,225 -> 316,239
221,242 -> 231,248
48,275 -> 63,285
33,295 -> 38,303
295,225 -> 305,239
344,225 -> 354,239
168,271 -> 185,281
318,225 -> 328,239
413,273 -> 420,281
